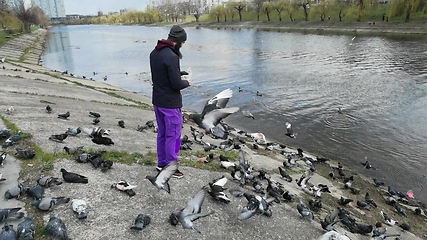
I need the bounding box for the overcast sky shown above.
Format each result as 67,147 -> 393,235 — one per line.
63,0 -> 150,15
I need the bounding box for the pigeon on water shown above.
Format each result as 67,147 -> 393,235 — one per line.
208,176 -> 230,203
46,214 -> 70,240
0,152 -> 6,167
57,111 -> 70,120
26,185 -> 45,200
60,168 -> 88,184
17,215 -> 35,240
285,122 -> 296,138
0,207 -> 24,223
65,127 -> 81,136
111,180 -> 137,197
49,133 -> 68,143
91,136 -> 114,145
146,161 -> 178,194
118,120 -> 125,128
89,111 -> 101,118
4,180 -> 29,199
31,197 -> 70,211
0,223 -> 17,239
46,105 -> 52,114
130,214 -> 151,231
63,146 -> 84,155
242,110 -> 255,119
169,187 -> 214,234
297,200 -> 314,220
15,148 -> 36,160
72,199 -> 88,219
37,176 -> 62,188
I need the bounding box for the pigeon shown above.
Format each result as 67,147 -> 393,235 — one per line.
37,176 -> 62,188
4,180 -> 29,199
0,152 -> 6,167
111,180 -> 137,197
63,146 -> 84,155
49,133 -> 68,143
2,131 -> 22,148
57,111 -> 70,119
208,176 -> 230,203
372,226 -> 387,237
399,222 -> 410,231
118,120 -> 125,128
387,186 -> 397,196
46,105 -> 52,114
88,156 -> 103,168
75,153 -> 90,163
0,208 -> 24,223
0,130 -> 10,139
91,136 -> 114,145
130,214 -> 151,231
365,192 -> 377,208
356,200 -> 371,210
100,160 -> 113,172
17,216 -> 35,240
373,178 -> 385,187
238,193 -> 275,220
65,127 -> 81,136
72,199 -> 88,219
31,197 -> 70,211
146,161 -> 178,194
169,187 -> 214,234
285,122 -> 295,138
89,111 -> 101,118
380,210 -> 398,226
321,208 -> 341,231
0,173 -> 5,182
318,231 -> 351,240
278,167 -> 292,182
0,224 -> 17,240
5,106 -> 14,115
242,110 -> 254,119
15,148 -> 36,160
26,185 -> 45,200
371,234 -> 401,240
338,197 -> 353,206
45,214 -> 70,240
297,200 -> 314,220
60,168 -> 88,184
92,117 -> 100,125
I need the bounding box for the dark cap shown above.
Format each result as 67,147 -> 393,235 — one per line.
167,25 -> 187,43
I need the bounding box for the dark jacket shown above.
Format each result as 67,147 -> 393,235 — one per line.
150,39 -> 189,108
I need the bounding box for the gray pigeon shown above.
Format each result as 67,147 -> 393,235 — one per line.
37,176 -> 62,188
146,161 -> 178,194
17,216 -> 35,240
169,187 -> 214,234
14,149 -> 35,160
26,186 -> 44,200
65,127 -> 81,136
45,214 -> 69,240
0,208 -> 24,223
4,180 -> 29,199
31,197 -> 70,211
0,223 -> 17,240
63,146 -> 84,155
238,193 -> 275,220
297,200 -> 314,220
130,214 -> 151,231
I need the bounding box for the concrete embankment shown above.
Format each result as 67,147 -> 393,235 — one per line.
0,28 -> 424,240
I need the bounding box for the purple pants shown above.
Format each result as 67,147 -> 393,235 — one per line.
154,106 -> 182,167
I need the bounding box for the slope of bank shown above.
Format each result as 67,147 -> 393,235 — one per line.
0,28 -> 426,240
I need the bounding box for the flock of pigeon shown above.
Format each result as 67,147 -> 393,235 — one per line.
0,87 -> 426,239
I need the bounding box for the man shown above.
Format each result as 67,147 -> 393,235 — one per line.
150,25 -> 191,178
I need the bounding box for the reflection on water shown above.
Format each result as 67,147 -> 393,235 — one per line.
42,25 -> 427,202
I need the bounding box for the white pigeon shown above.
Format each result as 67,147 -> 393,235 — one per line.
0,57 -> 5,63
72,199 -> 88,219
250,132 -> 266,144
5,106 -> 14,115
220,161 -> 235,169
317,230 -> 351,240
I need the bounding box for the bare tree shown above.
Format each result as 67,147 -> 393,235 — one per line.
12,0 -> 46,32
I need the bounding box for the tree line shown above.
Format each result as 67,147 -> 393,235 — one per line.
0,0 -> 48,33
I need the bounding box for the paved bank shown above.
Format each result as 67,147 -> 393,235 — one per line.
0,28 -> 424,240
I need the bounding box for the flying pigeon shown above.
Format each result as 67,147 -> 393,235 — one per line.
111,180 -> 137,197
208,176 -> 230,203
130,214 -> 151,231
169,187 -> 214,234
72,199 -> 88,219
238,193 -> 275,220
45,214 -> 70,240
146,161 -> 178,194
32,197 -> 70,211
0,207 -> 24,223
37,176 -> 63,188
60,168 -> 88,184
46,105 -> 52,114
49,133 -> 68,143
17,215 -> 36,240
57,111 -> 70,119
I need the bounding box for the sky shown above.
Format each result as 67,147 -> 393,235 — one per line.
63,0 -> 150,15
